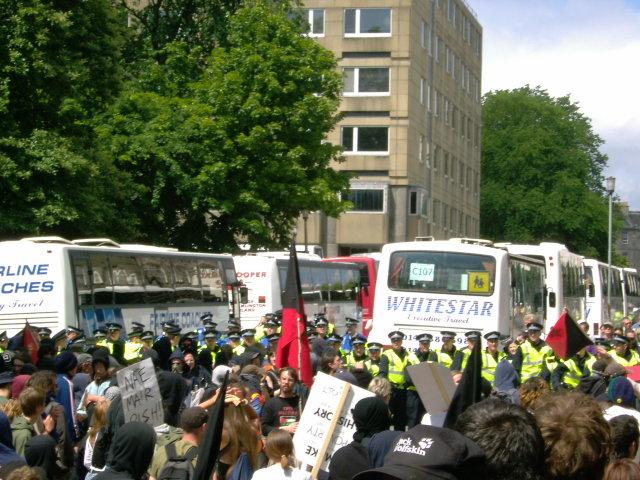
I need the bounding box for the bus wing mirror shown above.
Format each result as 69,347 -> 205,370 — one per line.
548,291 -> 556,308
240,286 -> 249,304
588,284 -> 595,298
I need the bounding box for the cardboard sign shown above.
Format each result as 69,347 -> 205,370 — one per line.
293,373 -> 374,472
407,361 -> 456,414
116,357 -> 164,427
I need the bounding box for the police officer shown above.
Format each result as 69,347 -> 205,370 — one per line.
228,331 -> 243,356
105,323 -> 126,366
551,346 -> 596,390
345,335 -> 368,368
435,331 -> 457,368
38,328 -> 51,341
198,329 -> 221,371
326,333 -> 343,352
94,328 -> 108,348
415,334 -> 437,362
124,322 -> 145,364
259,318 -> 279,348
365,342 -> 383,377
141,331 -> 155,351
380,331 -> 420,431
341,318 -> 360,356
452,331 -> 481,372
65,326 -> 83,349
608,334 -> 640,366
314,316 -> 330,340
481,331 -> 506,385
517,322 -> 553,381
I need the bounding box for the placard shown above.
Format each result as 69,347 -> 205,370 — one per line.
409,263 -> 435,282
293,373 -> 374,472
407,361 -> 456,414
116,357 -> 164,427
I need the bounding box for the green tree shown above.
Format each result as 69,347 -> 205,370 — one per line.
0,0 -> 138,239
480,86 -> 616,259
97,1 -> 349,251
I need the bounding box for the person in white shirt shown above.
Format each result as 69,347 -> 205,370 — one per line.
250,429 -> 310,480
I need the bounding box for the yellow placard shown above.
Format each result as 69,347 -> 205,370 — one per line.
468,271 -> 490,293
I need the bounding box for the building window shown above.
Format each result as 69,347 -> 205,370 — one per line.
344,68 -> 389,96
418,134 -> 425,164
435,35 -> 442,63
344,8 -> 391,37
305,9 -> 324,36
426,84 -> 432,112
420,77 -> 425,104
622,231 -> 629,245
342,126 -> 389,154
409,191 -> 418,215
421,21 -> 427,48
433,145 -> 440,172
347,189 -> 385,212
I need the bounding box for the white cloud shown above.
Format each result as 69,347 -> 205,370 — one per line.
473,0 -> 640,208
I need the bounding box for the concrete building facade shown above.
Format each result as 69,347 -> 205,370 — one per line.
298,0 -> 483,256
618,202 -> 640,271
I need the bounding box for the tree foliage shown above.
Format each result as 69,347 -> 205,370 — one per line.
0,0 -> 138,238
480,86 -> 616,259
97,1 -> 349,251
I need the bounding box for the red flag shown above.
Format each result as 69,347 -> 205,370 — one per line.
23,323 -> 40,365
546,311 -> 593,360
275,241 -> 313,387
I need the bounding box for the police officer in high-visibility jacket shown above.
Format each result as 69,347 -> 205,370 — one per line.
140,330 -> 155,351
379,331 -> 420,431
198,329 -> 221,371
415,334 -> 437,362
365,342 -> 383,377
94,328 -> 108,349
435,331 -> 457,368
608,334 -> 640,366
480,331 -> 506,386
551,347 -> 597,390
123,322 -> 145,364
451,331 -> 481,372
105,323 -> 126,366
517,322 -> 553,382
345,335 -> 368,368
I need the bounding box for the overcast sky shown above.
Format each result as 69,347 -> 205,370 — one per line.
473,0 -> 640,209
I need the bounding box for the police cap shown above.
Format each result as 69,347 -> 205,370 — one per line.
367,342 -> 383,351
440,331 -> 456,340
388,331 -> 405,341
526,322 -> 544,332
483,331 -> 501,341
415,333 -> 433,343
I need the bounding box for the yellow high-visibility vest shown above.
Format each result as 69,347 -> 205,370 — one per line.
481,350 -> 506,384
382,349 -> 419,388
520,340 -> 552,381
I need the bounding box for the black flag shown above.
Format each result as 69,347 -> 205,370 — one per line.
443,340 -> 483,428
193,372 -> 229,480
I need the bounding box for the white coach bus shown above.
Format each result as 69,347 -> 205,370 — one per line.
583,258 -> 624,328
234,252 -> 362,332
621,267 -> 640,318
496,242 -> 586,329
369,239 -> 546,348
0,237 -> 242,337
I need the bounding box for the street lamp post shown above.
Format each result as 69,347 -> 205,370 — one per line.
606,176 -> 616,318
301,210 -> 309,253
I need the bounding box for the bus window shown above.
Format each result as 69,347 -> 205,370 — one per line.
388,251 -> 495,295
510,260 -> 544,326
72,256 -> 92,306
110,255 -> 145,304
91,254 -> 114,305
341,268 -> 358,300
172,259 -> 202,302
328,268 -> 345,301
200,261 -> 225,303
311,266 -> 329,301
140,256 -> 175,304
300,266 -> 320,302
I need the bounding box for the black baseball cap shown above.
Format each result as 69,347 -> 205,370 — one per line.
353,424 -> 486,480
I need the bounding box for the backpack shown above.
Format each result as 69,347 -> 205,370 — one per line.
157,442 -> 198,480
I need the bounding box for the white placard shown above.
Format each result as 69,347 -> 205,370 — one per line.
409,263 -> 435,282
293,373 -> 374,472
116,357 -> 164,427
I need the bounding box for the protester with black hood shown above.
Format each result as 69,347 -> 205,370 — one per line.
94,422 -> 156,480
328,396 -> 394,480
493,360 -> 520,404
24,434 -> 58,480
54,351 -> 79,444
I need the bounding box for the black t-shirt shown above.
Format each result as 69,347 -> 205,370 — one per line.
260,395 -> 300,435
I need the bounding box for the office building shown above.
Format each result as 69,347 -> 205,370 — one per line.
297,0 -> 483,256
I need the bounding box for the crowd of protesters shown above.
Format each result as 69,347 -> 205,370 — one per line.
1,310 -> 640,480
